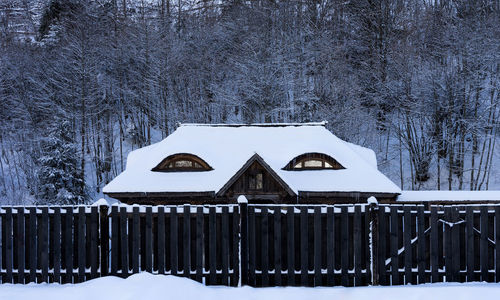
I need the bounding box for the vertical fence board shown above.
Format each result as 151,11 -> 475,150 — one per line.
496,207 -> 500,282
430,207 -> 438,283
261,207 -> 269,287
286,206 -> 295,286
444,207 -> 452,282
403,206 -> 412,284
274,206 -> 282,286
120,207 -> 128,278
145,207 -> 153,273
240,203 -> 249,286
390,206 -> 399,285
353,205 -> 362,286
466,206 -> 474,281
417,206 -> 425,284
40,207 -> 49,283
90,207 -> 98,279
183,205 -> 190,278
17,208 -> 25,284
77,207 -> 85,283
221,206 -> 229,285
195,207 -> 203,283
451,207 -> 460,282
28,207 -> 37,283
170,207 -> 178,276
314,206 -> 322,286
158,207 -> 166,275
232,206 -> 240,287
65,208 -> 73,283
480,207 -> 489,281
5,207 -> 12,283
111,206 -> 119,276
300,207 -> 308,286
99,206 -> 109,277
53,207 -> 61,283
132,207 -> 139,273
209,206 -> 217,285
341,206 -> 349,286
326,207 -> 334,286
248,206 -> 256,286
378,206 -> 387,285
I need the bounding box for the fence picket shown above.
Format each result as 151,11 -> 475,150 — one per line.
390,206 -> 399,285
353,205 -> 362,286
146,207 -> 153,273
326,206 -> 334,286
300,206 -> 309,286
451,207 -> 460,282
195,207 -> 203,283
183,205 -> 190,278
132,207 -> 139,274
90,206 -> 98,279
5,207 -> 12,283
314,206 -> 322,286
119,207 -> 128,278
417,206 -> 425,284
111,206 -> 119,276
221,206 -> 229,285
17,207 -> 25,284
77,207 -> 85,282
377,206 -> 387,285
41,207 -> 49,283
480,207 -> 489,281
53,207 -> 61,283
341,206 -> 349,286
232,206 -> 239,287
496,207 -> 500,282
403,206 -> 412,284
158,207 -> 166,275
99,205 -> 109,277
170,207 -> 178,277
209,206 -> 217,285
286,206 -> 295,286
274,206 -> 282,286
65,208 -> 73,283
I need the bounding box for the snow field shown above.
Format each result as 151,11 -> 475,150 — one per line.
1,272 -> 500,300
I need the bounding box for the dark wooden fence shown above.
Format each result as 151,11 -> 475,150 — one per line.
0,205 -> 239,285
1,203 -> 500,287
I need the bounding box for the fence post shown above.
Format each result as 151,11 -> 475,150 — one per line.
99,205 -> 109,277
238,196 -> 249,286
368,197 -> 379,286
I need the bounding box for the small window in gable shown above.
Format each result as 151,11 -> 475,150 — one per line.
283,153 -> 345,171
152,153 -> 213,172
249,173 -> 263,190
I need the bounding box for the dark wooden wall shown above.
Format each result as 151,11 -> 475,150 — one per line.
223,161 -> 289,202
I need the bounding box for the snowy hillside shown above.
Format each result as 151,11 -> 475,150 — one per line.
0,0 -> 499,204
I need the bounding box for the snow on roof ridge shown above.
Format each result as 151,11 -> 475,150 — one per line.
178,121 -> 328,127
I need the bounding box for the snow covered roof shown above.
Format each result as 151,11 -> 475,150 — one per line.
103,123 -> 401,196
397,190 -> 500,202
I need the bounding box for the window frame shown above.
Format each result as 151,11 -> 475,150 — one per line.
283,153 -> 345,171
151,153 -> 213,172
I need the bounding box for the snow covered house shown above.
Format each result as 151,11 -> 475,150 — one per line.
103,123 -> 401,204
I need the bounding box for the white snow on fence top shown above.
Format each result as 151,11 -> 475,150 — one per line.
397,190 -> 500,202
103,123 -> 401,195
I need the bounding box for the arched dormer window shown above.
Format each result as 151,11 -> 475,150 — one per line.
283,153 -> 345,171
152,153 -> 213,172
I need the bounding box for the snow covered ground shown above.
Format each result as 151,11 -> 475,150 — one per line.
1,273 -> 500,300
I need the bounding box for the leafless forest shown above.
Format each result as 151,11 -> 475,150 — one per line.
0,0 -> 499,204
